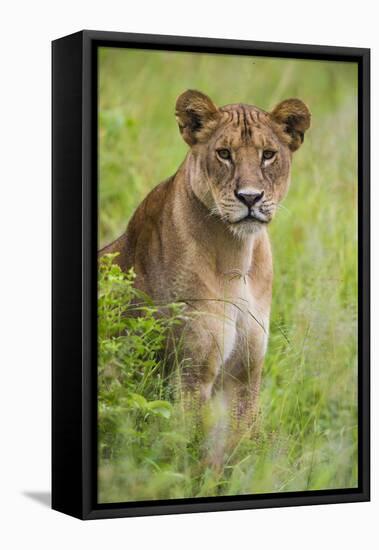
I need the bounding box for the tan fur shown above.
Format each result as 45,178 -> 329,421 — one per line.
100,90 -> 310,463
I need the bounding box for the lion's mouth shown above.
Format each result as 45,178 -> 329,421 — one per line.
234,213 -> 269,224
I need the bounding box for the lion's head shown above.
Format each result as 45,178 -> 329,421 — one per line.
175,90 -> 311,237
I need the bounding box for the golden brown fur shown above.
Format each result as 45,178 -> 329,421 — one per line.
100,90 -> 311,463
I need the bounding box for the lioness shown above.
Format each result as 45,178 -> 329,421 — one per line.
101,90 -> 310,459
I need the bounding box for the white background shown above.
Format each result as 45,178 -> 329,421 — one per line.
0,1 -> 376,548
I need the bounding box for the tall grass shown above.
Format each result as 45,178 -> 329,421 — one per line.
98,48 -> 358,503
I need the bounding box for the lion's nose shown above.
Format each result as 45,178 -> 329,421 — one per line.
235,190 -> 264,208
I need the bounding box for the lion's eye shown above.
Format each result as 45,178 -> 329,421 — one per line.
217,148 -> 231,160
262,150 -> 276,161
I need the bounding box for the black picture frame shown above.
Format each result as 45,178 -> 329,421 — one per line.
52,30 -> 370,520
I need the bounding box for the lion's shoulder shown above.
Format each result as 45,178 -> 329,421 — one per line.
99,175 -> 175,272
128,175 -> 175,233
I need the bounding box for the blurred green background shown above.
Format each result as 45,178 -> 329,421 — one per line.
98,47 -> 358,503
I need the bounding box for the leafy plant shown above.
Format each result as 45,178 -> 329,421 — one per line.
98,254 -> 183,462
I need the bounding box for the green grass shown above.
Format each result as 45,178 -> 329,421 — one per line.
98,47 -> 358,503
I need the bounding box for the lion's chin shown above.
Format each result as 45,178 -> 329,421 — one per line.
228,218 -> 266,239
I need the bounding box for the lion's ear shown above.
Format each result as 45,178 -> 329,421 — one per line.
271,98 -> 311,152
175,90 -> 219,146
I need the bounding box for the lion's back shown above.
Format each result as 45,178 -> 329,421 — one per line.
99,176 -> 176,296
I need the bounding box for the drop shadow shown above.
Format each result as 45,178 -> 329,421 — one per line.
23,491 -> 51,507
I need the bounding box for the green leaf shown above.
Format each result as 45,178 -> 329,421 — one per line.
128,393 -> 148,410
146,400 -> 172,419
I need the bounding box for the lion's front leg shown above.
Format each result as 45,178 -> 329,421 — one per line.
224,363 -> 263,433
218,315 -> 268,459
179,347 -> 229,472
177,306 -> 237,400
176,313 -> 237,469
178,338 -> 221,405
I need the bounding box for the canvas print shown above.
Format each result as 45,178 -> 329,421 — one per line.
97,48 -> 358,504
